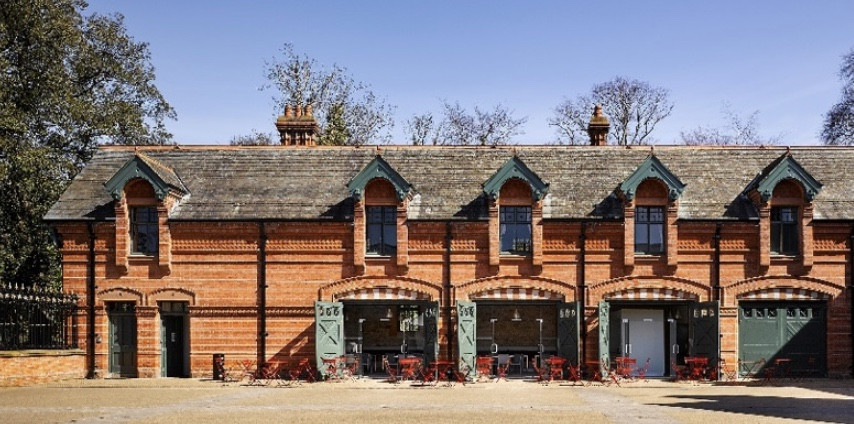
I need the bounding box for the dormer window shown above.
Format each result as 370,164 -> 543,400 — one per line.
500,206 -> 532,255
367,205 -> 396,256
131,206 -> 158,256
770,206 -> 798,256
635,206 -> 664,255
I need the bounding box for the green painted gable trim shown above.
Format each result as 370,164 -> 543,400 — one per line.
347,155 -> 412,201
753,154 -> 822,202
482,156 -> 549,201
619,155 -> 686,201
104,155 -> 179,201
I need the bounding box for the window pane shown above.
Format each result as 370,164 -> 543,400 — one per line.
367,224 -> 382,253
649,223 -> 663,253
500,206 -> 531,254
383,207 -> 395,224
649,208 -> 664,222
770,223 -> 781,253
782,223 -> 797,254
636,207 -> 649,223
781,207 -> 795,223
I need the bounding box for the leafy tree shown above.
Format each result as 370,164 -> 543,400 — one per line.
822,47 -> 854,145
406,101 -> 526,146
681,104 -> 780,146
1,0 -> 174,288
549,77 -> 673,145
264,43 -> 394,145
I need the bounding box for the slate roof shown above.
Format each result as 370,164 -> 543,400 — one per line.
44,145 -> 854,222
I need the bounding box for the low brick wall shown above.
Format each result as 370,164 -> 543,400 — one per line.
0,350 -> 85,387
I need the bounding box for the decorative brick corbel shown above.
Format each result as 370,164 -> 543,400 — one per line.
352,199 -> 366,275
801,204 -> 814,269
488,200 -> 500,268
666,200 -> 679,269
114,197 -> 129,274
531,200 -> 543,271
396,200 -> 409,274
623,198 -> 635,273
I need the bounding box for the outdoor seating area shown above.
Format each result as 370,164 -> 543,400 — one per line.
212,353 -> 826,389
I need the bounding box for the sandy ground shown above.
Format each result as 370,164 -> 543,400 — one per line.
1,377 -> 852,424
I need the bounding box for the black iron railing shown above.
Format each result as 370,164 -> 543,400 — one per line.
0,284 -> 79,350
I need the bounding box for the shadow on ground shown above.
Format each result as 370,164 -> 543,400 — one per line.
654,393 -> 854,423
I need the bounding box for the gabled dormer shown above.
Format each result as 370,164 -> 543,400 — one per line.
482,156 -> 549,202
347,156 -> 412,202
618,155 -> 685,271
747,154 -> 822,203
619,155 -> 685,201
746,153 -> 823,270
105,153 -> 185,276
483,156 -> 548,272
347,155 -> 413,275
105,154 -> 188,201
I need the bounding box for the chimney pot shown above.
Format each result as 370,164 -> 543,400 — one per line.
275,103 -> 319,146
587,104 -> 610,146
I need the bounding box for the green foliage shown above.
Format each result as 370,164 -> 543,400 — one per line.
0,0 -> 174,288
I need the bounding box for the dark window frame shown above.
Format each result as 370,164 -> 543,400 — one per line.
130,206 -> 158,256
634,206 -> 665,255
770,206 -> 798,256
366,205 -> 397,256
499,205 -> 532,255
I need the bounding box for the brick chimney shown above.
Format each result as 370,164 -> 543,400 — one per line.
275,104 -> 320,146
587,104 -> 610,146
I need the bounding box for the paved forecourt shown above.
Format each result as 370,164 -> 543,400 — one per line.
0,378 -> 852,424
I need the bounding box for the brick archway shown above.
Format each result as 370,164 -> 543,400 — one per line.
723,275 -> 843,307
97,287 -> 144,305
320,276 -> 442,303
456,275 -> 576,302
147,288 -> 196,306
587,275 -> 708,303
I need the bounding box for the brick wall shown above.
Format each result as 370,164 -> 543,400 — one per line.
54,215 -> 853,378
0,350 -> 85,387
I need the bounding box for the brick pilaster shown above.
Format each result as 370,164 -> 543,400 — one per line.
488,200 -> 499,267
531,200 -> 543,270
353,199 -> 365,275
666,201 -> 679,268
396,200 -> 409,274
623,199 -> 635,272
114,197 -> 129,274
801,204 -> 814,269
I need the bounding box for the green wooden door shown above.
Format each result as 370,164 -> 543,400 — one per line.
108,302 -> 137,377
557,302 -> 579,364
739,302 -> 826,377
423,302 -> 439,366
456,301 -> 476,375
315,301 -> 344,378
598,301 -> 610,374
691,301 -> 719,361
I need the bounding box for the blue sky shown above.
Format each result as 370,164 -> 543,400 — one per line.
87,1 -> 854,145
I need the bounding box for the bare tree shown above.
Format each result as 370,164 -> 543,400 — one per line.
406,101 -> 526,146
229,130 -> 276,146
681,104 -> 781,145
822,47 -> 854,145
549,77 -> 673,145
406,113 -> 441,145
263,43 -> 394,145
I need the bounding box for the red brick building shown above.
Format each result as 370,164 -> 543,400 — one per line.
46,108 -> 853,379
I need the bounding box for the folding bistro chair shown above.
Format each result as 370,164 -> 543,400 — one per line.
495,354 -> 511,382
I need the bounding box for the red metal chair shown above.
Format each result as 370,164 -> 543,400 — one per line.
566,361 -> 583,386
548,356 -> 566,382
634,358 -> 650,382
533,358 -> 550,385
475,356 -> 494,382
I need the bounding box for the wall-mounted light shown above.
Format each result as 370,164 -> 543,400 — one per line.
512,308 -> 522,321
379,307 -> 393,321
